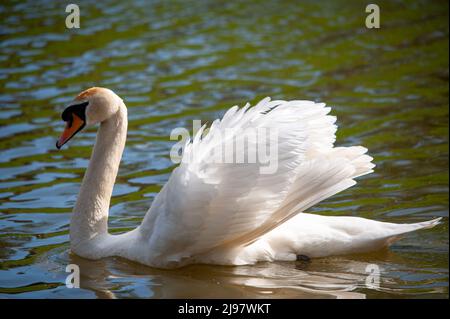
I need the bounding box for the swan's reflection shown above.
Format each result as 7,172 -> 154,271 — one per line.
58,250 -> 407,299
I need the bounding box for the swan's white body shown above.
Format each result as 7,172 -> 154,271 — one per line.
63,88 -> 440,269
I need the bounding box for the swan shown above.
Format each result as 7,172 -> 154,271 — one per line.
56,87 -> 441,269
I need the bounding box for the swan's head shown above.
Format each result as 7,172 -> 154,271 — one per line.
56,87 -> 122,149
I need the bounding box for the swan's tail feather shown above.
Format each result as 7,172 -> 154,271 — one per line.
383,217 -> 442,244
412,217 -> 443,229
254,214 -> 443,260
361,217 -> 443,251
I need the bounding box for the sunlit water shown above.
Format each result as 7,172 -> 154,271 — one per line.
0,0 -> 448,298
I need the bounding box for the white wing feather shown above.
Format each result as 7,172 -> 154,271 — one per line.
137,98 -> 375,267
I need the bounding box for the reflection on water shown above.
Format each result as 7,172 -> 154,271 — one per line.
0,0 -> 448,298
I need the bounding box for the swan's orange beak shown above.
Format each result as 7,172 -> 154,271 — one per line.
56,113 -> 85,149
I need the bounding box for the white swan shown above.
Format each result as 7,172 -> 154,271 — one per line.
56,87 -> 441,269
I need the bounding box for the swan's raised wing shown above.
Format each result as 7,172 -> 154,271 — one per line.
138,98 -> 374,267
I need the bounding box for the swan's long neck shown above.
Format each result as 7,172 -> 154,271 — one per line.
70,101 -> 127,248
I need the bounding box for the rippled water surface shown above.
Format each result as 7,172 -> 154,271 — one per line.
0,0 -> 448,298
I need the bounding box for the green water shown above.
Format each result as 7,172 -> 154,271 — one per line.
0,0 -> 448,298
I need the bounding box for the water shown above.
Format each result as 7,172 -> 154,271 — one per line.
0,0 -> 448,298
